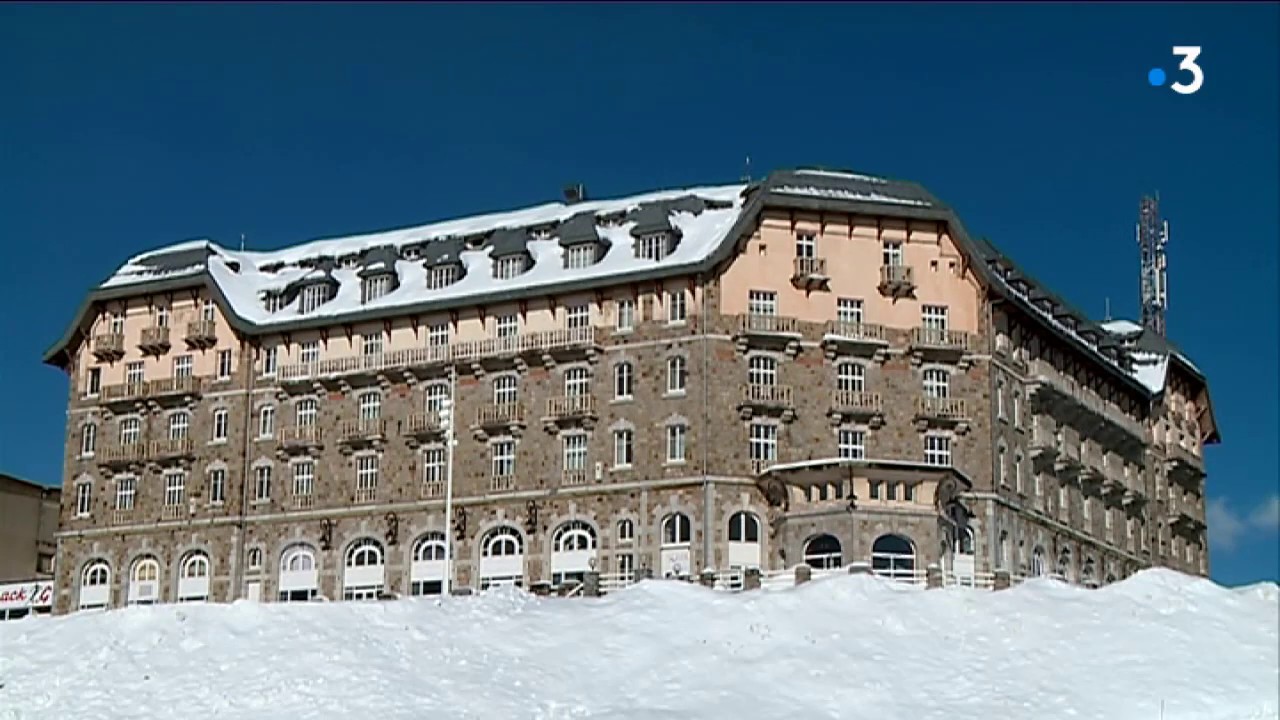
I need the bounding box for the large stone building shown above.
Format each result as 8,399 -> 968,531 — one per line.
42,168 -> 1218,612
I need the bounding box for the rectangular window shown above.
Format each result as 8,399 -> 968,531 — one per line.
836,363 -> 865,393
358,393 -> 381,420
169,412 -> 189,440
747,290 -> 777,316
869,481 -> 881,500
492,440 -> 515,478
115,476 -> 136,510
923,368 -> 950,398
563,433 -> 588,472
615,299 -> 635,332
209,469 -> 226,505
666,356 -> 687,394
1083,497 -> 1092,524
1014,453 -> 1024,493
749,423 -> 778,463
126,361 -> 145,386
81,424 -> 97,456
836,298 -> 864,325
565,244 -> 595,269
155,306 -> 170,328
202,300 -> 216,322
361,275 -> 391,304
428,323 -> 449,347
564,368 -> 591,398
566,304 -> 590,330
494,255 -> 525,279
617,553 -> 634,579
355,455 -> 379,500
422,447 -> 445,485
110,312 -> 125,335
362,333 -> 382,357
427,264 -> 458,289
666,291 -> 687,325
922,305 -> 949,331
299,285 -> 328,314
496,314 -> 519,338
295,399 -> 318,427
87,368 -> 101,396
795,232 -> 816,258
838,428 -> 865,460
886,483 -> 898,501
254,466 -> 272,501
120,417 -> 141,445
1012,392 -> 1021,428
258,406 -> 276,438
635,232 -> 670,260
293,456 -> 316,497
164,471 -> 185,507
883,242 -> 904,266
667,424 -> 687,463
173,355 -> 193,379
212,409 -> 229,442
904,484 -> 916,502
747,355 -> 777,387
493,376 -> 519,406
614,429 -> 634,468
217,350 -> 233,379
75,483 -> 92,517
300,341 -> 320,365
262,347 -> 278,376
997,379 -> 1006,419
1059,484 -> 1069,515
924,434 -> 952,466
614,363 -> 632,399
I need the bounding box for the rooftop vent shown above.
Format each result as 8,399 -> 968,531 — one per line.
563,183 -> 588,204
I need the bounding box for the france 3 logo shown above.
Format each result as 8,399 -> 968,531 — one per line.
1148,47 -> 1204,95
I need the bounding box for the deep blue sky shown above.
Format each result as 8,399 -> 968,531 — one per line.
1,4 -> 1275,585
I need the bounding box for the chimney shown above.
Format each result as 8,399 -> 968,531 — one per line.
563,183 -> 587,204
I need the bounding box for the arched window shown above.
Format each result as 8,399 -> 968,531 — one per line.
411,532 -> 448,596
551,521 -> 598,587
727,511 -> 762,569
614,362 -> 633,400
958,527 -> 976,555
1030,546 -> 1047,577
479,526 -> 525,590
178,551 -> 211,602
79,561 -> 112,610
803,534 -> 842,569
661,513 -> 691,545
278,544 -> 318,602
247,547 -> 263,571
128,556 -> 161,605
343,538 -> 386,600
80,424 -> 97,457
871,534 -> 916,580
616,518 -> 635,543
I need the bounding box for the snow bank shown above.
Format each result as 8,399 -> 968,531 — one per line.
1,569 -> 1275,720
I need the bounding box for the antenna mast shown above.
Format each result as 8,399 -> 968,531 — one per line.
1137,194 -> 1168,336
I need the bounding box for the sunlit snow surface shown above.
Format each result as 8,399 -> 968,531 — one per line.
1,569 -> 1275,720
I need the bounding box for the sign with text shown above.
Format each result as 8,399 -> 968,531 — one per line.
0,580 -> 55,611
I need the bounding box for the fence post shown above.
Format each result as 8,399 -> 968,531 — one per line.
926,563 -> 943,589
743,567 -> 761,591
583,571 -> 600,597
699,569 -> 717,589
993,570 -> 1011,591
794,564 -> 812,585
847,561 -> 872,576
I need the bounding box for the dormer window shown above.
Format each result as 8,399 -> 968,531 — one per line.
494,255 -> 528,280
564,244 -> 597,270
338,255 -> 359,269
361,274 -> 393,304
299,284 -> 330,314
531,227 -> 553,241
636,232 -> 671,261
426,264 -> 460,290
403,246 -> 422,261
155,306 -> 170,328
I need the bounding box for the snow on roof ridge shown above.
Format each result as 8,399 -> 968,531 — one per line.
772,185 -> 931,207
1100,319 -> 1144,335
794,168 -> 889,184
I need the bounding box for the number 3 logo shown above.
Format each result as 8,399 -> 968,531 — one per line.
1171,46 -> 1204,95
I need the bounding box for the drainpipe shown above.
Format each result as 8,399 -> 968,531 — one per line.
231,339 -> 255,599
700,273 -> 713,570
986,299 -> 1001,573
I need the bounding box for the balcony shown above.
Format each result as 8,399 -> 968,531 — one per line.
147,376 -> 203,406
402,413 -> 445,446
562,469 -> 590,487
139,326 -> 171,356
353,486 -> 378,504
1122,487 -> 1147,510
908,327 -> 974,366
279,425 -> 323,455
453,327 -> 604,375
161,505 -> 186,521
92,333 -> 125,362
1166,507 -> 1206,538
149,438 -> 195,462
291,495 -> 316,510
1053,440 -> 1083,480
912,396 -> 969,433
1077,445 -> 1107,495
337,418 -> 387,451
542,395 -> 598,432
1026,361 -> 1146,459
791,256 -> 829,291
420,480 -> 445,499
100,443 -> 147,469
101,381 -> 149,410
733,314 -> 801,357
185,320 -> 217,350
828,390 -> 884,428
821,321 -> 889,361
1029,421 -> 1059,467
1100,473 -> 1128,505
472,403 -> 526,440
489,475 -> 515,493
878,264 -> 915,298
111,509 -> 133,526
1166,443 -> 1205,491
737,384 -> 796,422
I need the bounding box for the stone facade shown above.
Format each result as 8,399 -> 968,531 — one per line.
47,173 -> 1215,613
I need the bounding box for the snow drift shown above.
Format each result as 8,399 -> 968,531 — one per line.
1,569 -> 1275,720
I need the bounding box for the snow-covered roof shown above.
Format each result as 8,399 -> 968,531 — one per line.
1101,319 -> 1145,336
